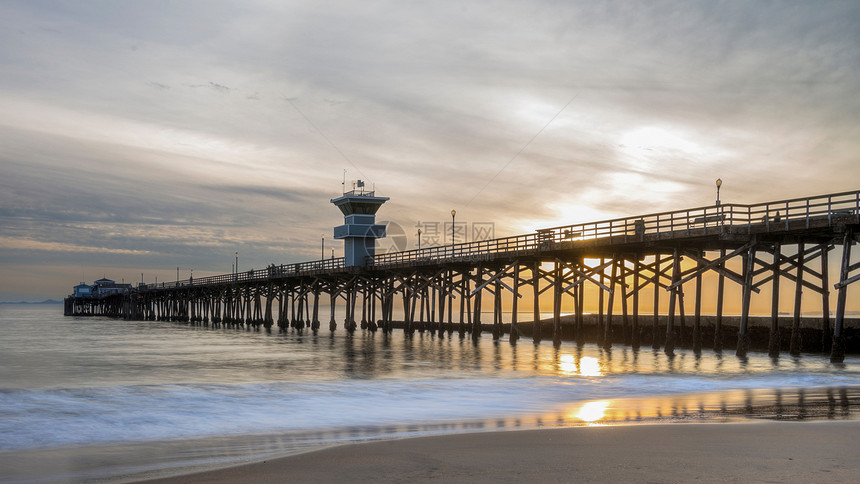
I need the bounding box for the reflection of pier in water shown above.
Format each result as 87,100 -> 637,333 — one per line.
275,386 -> 860,440
129,386 -> 860,446
560,386 -> 859,426
65,189 -> 860,362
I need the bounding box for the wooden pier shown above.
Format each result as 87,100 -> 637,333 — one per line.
65,189 -> 860,362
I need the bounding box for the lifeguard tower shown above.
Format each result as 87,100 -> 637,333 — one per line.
331,181 -> 389,267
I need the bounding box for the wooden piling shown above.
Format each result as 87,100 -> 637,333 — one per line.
678,284 -> 686,347
693,257 -> 703,354
533,261 -> 541,344
493,279 -> 502,341
329,292 -> 337,331
576,268 -> 584,347
458,274 -> 469,336
665,249 -> 680,356
831,229 -> 853,363
714,248 -> 726,352
431,284 -> 437,334
553,261 -> 562,348
821,249 -> 832,352
603,258 -> 616,350
790,243 -> 804,355
312,290 -> 320,331
439,281 -> 445,336
620,259 -> 630,346
632,257 -> 640,349
652,255 -> 661,350
597,258 -> 605,348
472,274 -> 482,341
510,264 -> 520,344
769,243 -> 781,358
737,245 -> 757,358
447,270 -> 454,335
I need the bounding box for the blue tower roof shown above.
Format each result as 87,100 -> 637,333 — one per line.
330,191 -> 389,216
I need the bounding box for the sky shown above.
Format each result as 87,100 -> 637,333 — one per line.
1,0 -> 859,301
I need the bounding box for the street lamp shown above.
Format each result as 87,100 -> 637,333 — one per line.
417,228 -> 422,250
321,234 -> 325,260
235,251 -> 239,275
451,209 -> 456,250
715,178 -> 722,206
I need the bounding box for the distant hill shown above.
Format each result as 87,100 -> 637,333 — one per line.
0,300 -> 63,305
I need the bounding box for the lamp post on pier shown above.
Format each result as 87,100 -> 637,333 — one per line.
178,267 -> 192,285
235,252 -> 239,275
321,234 -> 325,260
716,178 -> 722,206
417,228 -> 422,250
451,209 -> 456,257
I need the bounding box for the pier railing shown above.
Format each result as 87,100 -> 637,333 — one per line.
141,189 -> 859,289
368,189 -> 860,268
142,257 -> 345,290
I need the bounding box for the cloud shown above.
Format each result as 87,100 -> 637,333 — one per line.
1,0 -> 859,299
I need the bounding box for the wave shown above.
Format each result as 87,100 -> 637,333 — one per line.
3,368 -> 859,451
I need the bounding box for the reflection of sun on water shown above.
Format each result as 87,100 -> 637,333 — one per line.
573,400 -> 610,423
579,356 -> 602,377
559,354 -> 577,375
557,355 -> 603,377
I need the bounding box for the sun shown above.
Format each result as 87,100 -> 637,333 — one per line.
619,125 -> 704,171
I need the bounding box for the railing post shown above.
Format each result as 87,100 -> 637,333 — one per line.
747,206 -> 752,234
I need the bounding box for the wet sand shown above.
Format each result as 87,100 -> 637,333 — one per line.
142,421 -> 860,483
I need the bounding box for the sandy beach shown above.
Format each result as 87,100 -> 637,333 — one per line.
142,421 -> 860,483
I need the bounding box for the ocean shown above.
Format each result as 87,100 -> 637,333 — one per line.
1,305 -> 859,483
